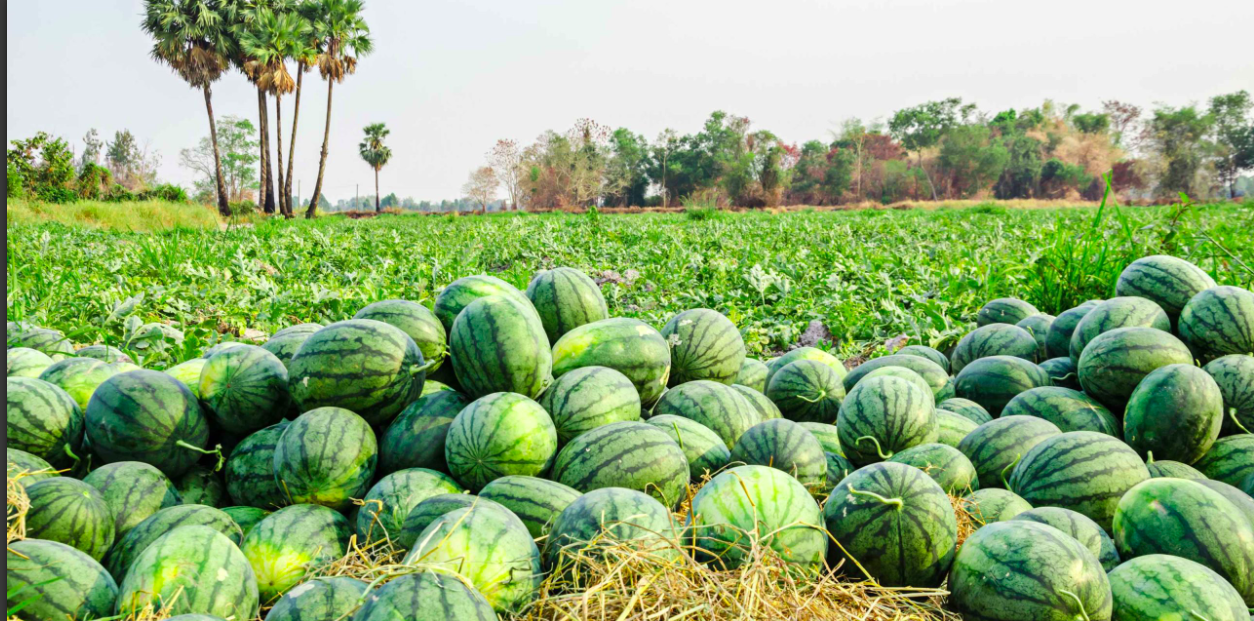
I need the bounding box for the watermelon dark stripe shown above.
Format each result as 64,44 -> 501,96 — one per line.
733,384 -> 781,420
550,421 -> 690,509
39,357 -> 139,410
398,494 -> 491,550
764,347 -> 847,388
378,389 -> 468,475
958,415 -> 1061,490
551,318 -> 672,407
264,576 -> 369,621
8,347 -> 55,378
836,375 -> 938,466
1124,364 -> 1224,463
354,299 -> 449,372
730,419 -> 827,492
962,488 -> 1033,524
976,298 -> 1039,326
1180,286 -> 1254,360
444,392 -> 558,491
526,267 -> 609,344
887,443 -> 979,493
241,504 -> 352,602
7,376 -> 84,469
1199,479 -> 1254,529
1069,296 -> 1172,363
353,571 -> 496,621
1107,554 -> 1249,621
736,359 -> 770,392
479,475 -> 583,538
6,539 -> 118,621
1116,254 -> 1217,322
652,379 -> 761,446
116,524 -> 260,618
843,354 -> 949,399
1078,327 -> 1195,408
83,461 -> 182,537
84,369 -> 210,477
896,345 -> 950,374
1000,386 -> 1119,436
766,359 -> 844,424
222,506 -> 269,536
538,366 -> 641,445
950,323 -> 1040,375
644,414 -> 729,480
1009,431 -> 1150,532
544,487 -> 679,572
103,504 -> 242,580
1204,354 -> 1254,435
1195,434 -> 1254,486
936,398 -> 992,424
25,477 -> 116,561
272,407 -> 377,511
224,422 -> 289,509
1012,506 -> 1120,571
954,355 -> 1053,418
356,468 -> 463,545
260,323 -> 322,370
1045,300 -> 1100,359
198,344 -> 289,435
661,308 -> 746,386
450,295 -> 553,399
1146,459 -> 1208,479
433,274 -> 534,335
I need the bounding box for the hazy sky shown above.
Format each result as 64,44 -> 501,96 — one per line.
8,0 -> 1253,203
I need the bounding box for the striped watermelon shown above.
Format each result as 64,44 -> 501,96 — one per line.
222,506 -> 269,536
1009,431 -> 1150,532
1016,313 -> 1054,360
1037,356 -> 1080,390
652,379 -> 761,446
198,344 -> 289,435
859,366 -> 931,397
116,525 -> 259,617
976,297 -> 1040,326
645,414 -> 730,480
1205,354 -> 1254,435
378,390 -> 468,475
272,407 -> 376,511
6,447 -> 56,488
7,376 -> 84,469
1199,480 -> 1254,528
355,299 -> 448,372
763,347 -> 847,389
525,267 -> 609,344
1146,458 -> 1208,479
799,421 -> 841,454
1013,506 -> 1120,571
1124,364 -> 1224,463
660,308 -> 746,386
888,443 -> 979,493
1108,555 -> 1249,621
545,487 -> 678,571
962,488 -> 1033,524
958,416 -> 1061,489
936,410 -> 980,448
1078,327 -> 1194,408
823,462 -> 957,587
948,521 -> 1111,621
6,539 -> 118,621
550,421 -> 689,508
1180,286 -> 1254,360
954,356 -> 1053,418
39,357 -> 139,409
1196,434 -> 1254,485
85,369 -> 210,477
730,419 -> 827,492
1000,386 -> 1119,436
896,345 -> 950,373
25,477 -> 115,561
1045,300 -> 1100,359
433,274 -> 534,335
1069,296 -> 1172,363
837,375 -> 938,466
736,358 -> 770,392
83,461 -> 182,537
765,359 -> 844,424
356,468 -> 463,545
444,392 -> 558,491
201,341 -> 246,358
103,504 -> 242,581
398,493 -> 489,549
9,326 -> 75,359
823,452 -> 855,491
551,317 -> 672,407
479,475 -> 582,538
8,347 -> 55,378
224,422 -> 288,509
937,398 -> 992,424
450,295 -> 553,399
843,354 -> 949,400
241,504 -> 351,602
950,324 -> 1040,375
264,576 -> 368,621
733,384 -> 782,420
538,366 -> 641,445
1116,254 -> 1217,324
74,345 -> 134,364
689,465 -> 826,571
260,323 -> 322,370
354,571 -> 496,621
164,359 -> 208,398
1114,478 -> 1254,605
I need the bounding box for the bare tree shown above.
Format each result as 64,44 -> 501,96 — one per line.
463,166 -> 499,215
488,139 -> 525,210
654,128 -> 678,207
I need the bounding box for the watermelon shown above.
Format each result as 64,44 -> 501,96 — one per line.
354,299 -> 448,372
6,539 -> 118,621
1113,478 -> 1254,605
551,317 -> 672,407
823,462 -> 957,587
1069,296 -> 1172,363
201,341 -> 246,358
1116,254 -> 1217,324
1079,327 -> 1194,408
645,414 -> 730,479
1146,458 -> 1208,480
260,323 -> 322,369
38,358 -> 139,409
545,487 -> 679,571
75,345 -> 133,364
937,398 -> 992,424
264,576 -> 368,621
1012,506 -> 1120,571
25,477 -> 116,561
198,344 -> 289,435
224,422 -> 288,509
272,407 -> 376,511
402,502 -> 541,613
843,354 -> 949,400
7,376 -> 84,468
730,419 -> 827,492
1108,554 -> 1249,621
450,295 -> 553,400
1180,286 -> 1254,360
1199,480 -> 1254,529
7,447 -> 56,488
103,504 -> 242,580
356,468 -> 463,544
950,324 -> 1040,375
948,521 -> 1111,621
479,475 -> 582,538
84,369 -> 210,477
83,461 -> 181,537
175,466 -> 227,508
836,375 -> 937,466
538,365 -> 641,445
398,494 -> 490,549
652,379 -> 761,446
222,506 -> 269,536
799,421 -> 841,454
378,390 -> 468,474
689,465 -> 827,571
896,345 -> 950,373
763,347 -> 847,389
959,416 -> 1061,489
736,358 -> 770,392
823,452 -> 855,491
165,359 -> 208,398
1124,364 -> 1223,463
963,488 -> 1033,524
1196,434 -> 1254,485
954,356 -> 1053,417
859,366 -> 931,397
733,384 -> 782,420
1000,386 -> 1119,436
445,392 -> 558,491
1016,314 -> 1054,360
1243,472 -> 1254,496
888,443 -> 979,493
241,504 -> 352,601
1037,356 -> 1080,390
936,410 -> 980,448
353,571 -> 496,621
1205,354 -> 1254,435
288,319 -> 426,426
8,347 -> 55,378
977,297 -> 1040,326
434,274 -> 534,335
765,359 -> 844,424
660,308 -> 746,386
9,327 -> 76,359
1045,300 -> 1100,359
525,267 -> 610,344
1009,431 -> 1150,532
550,421 -> 689,508
116,525 -> 260,618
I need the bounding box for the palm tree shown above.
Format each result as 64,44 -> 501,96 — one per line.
239,8 -> 308,217
226,0 -> 277,214
283,10 -> 318,216
358,123 -> 391,213
142,0 -> 235,216
304,0 -> 372,218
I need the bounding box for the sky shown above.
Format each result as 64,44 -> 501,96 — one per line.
7,0 -> 1254,203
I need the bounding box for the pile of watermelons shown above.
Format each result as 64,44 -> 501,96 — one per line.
6,255 -> 1254,621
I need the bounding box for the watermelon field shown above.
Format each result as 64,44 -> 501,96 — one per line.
7,201 -> 1254,621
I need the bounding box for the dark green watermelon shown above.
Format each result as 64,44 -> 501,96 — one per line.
222,506 -> 269,536
950,324 -> 1040,375
958,416 -> 1061,489
1116,254 -> 1217,324
74,345 -> 134,364
858,366 -> 932,397
240,503 -> 352,602
1037,356 -> 1080,390
551,421 -> 690,508
977,298 -> 1040,327
1000,386 -> 1119,436
353,571 -> 496,621
224,422 -> 288,509
272,407 -> 377,511
730,419 -> 827,492
798,421 -> 841,455
1108,554 -> 1249,621
1016,314 -> 1054,360
8,347 -> 55,378
378,390 -> 468,474
479,475 -> 582,538
551,317 -> 671,407
397,493 -> 488,549
354,299 -> 448,372
84,369 -> 210,477
7,376 -> 84,469
1078,327 -> 1194,408
6,447 -> 57,488
765,359 -> 844,424
525,267 -> 610,344
1196,434 -> 1254,485
936,410 -> 980,448
260,323 -> 322,370
1205,354 -> 1254,435
264,576 -> 369,621
1124,364 -> 1224,463
764,347 -> 847,389
83,461 -> 182,537
888,443 -> 979,493
1069,296 -> 1172,363
433,274 -> 534,335
175,466 -> 227,507
823,451 -> 855,491
732,384 -> 782,420
735,358 -> 770,392
116,525 -> 259,617
198,344 -> 289,435
661,308 -> 746,386
652,379 -> 761,446
1146,458 -> 1208,479
645,414 -> 730,480
954,355 -> 1052,417
538,365 -> 641,445
356,467 -> 463,545
39,357 -> 139,410
1045,300 -> 1100,359
962,488 -> 1033,524
836,375 -> 938,466
544,487 -> 678,572
843,354 -> 949,400
1013,506 -> 1120,571
896,345 -> 950,373
1009,431 -> 1150,532
103,504 -> 242,580
1199,479 -> 1254,529
6,539 -> 118,621
1180,286 -> 1254,360
25,477 -> 115,561
450,295 -> 553,399
937,398 -> 992,424
444,392 -> 557,491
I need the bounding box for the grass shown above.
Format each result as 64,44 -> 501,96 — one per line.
6,198 -> 222,231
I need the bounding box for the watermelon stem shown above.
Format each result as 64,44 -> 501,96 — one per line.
411,360 -> 440,376
855,436 -> 893,460
176,440 -> 225,471
1000,453 -> 1023,489
1228,407 -> 1251,435
795,390 -> 828,404
63,444 -> 81,465
847,485 -> 904,510
1058,589 -> 1092,621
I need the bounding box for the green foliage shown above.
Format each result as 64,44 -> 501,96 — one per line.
8,132 -> 76,200
938,125 -> 1008,198
1148,105 -> 1214,197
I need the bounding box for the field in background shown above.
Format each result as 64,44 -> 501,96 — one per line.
6,198 -> 223,231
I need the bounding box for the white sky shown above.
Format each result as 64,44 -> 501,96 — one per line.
7,0 -> 1254,202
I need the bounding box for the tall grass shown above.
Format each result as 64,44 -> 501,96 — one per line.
6,198 -> 221,231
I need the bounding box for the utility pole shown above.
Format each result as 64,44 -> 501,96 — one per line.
356,184 -> 359,211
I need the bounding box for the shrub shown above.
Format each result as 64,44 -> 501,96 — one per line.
7,161 -> 22,198
228,200 -> 258,216
34,186 -> 78,204
139,183 -> 189,203
76,163 -> 113,200
103,184 -> 136,202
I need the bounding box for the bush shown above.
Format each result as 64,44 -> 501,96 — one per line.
34,186 -> 78,204
7,161 -> 22,198
228,200 -> 258,216
76,163 -> 112,200
139,183 -> 189,203
103,184 -> 136,202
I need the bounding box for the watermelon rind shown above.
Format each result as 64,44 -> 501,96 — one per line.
84,369 -> 210,478
8,347 -> 55,378
6,539 -> 118,621
450,295 -> 553,400
836,375 -> 938,466
652,379 -> 761,446
1000,386 -> 1119,436
644,414 -> 730,480
397,493 -> 495,550
241,504 -> 352,602
962,488 -> 1033,524
1037,356 -> 1081,390
444,392 -> 558,491
1016,313 -> 1054,361
479,475 -> 583,538
83,461 -> 182,538
263,576 -> 368,621
198,344 -> 290,435
1179,285 -> 1254,360
1115,254 -> 1217,323
958,415 -> 1061,490
1204,354 -> 1254,436
551,421 -> 690,509
660,308 -> 747,386
1078,326 -> 1194,408
1012,506 -> 1120,571
763,347 -> 847,390
77,345 -> 136,365
378,389 -> 468,475
24,477 -> 116,561
935,410 -> 980,448
976,297 -> 1039,327
525,267 -> 610,344
735,358 -> 770,392
551,317 -> 672,407
116,525 -> 260,618
887,443 -> 979,494
953,355 -> 1052,418
7,376 -> 85,469
6,447 -> 57,488
1045,300 -> 1100,359
1123,363 -> 1224,464
1009,431 -> 1150,532
732,384 -> 782,420
1195,433 -> 1254,486
765,359 -> 845,424
936,398 -> 992,424
544,487 -> 679,572
842,354 -> 949,400
39,357 -> 139,410
222,506 -> 269,537
895,345 -> 950,374
354,299 -> 448,372
224,422 -> 289,510
1107,554 -> 1249,621
175,466 -> 227,508
260,323 -> 322,370
103,504 -> 242,581
353,571 -> 496,621
272,407 -> 377,511
433,274 -> 534,335
950,323 -> 1039,375
538,365 -> 641,445
355,467 -> 463,545
1145,458 -> 1208,480
1068,296 -> 1172,363
729,419 -> 827,492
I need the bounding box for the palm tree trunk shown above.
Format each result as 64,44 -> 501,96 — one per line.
256,88 -> 271,214
203,84 -> 230,217
306,78 -> 334,219
283,65 -> 305,218
261,92 -> 277,214
275,94 -> 288,217
374,168 -> 380,212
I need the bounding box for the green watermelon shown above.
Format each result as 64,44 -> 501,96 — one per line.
823,452 -> 855,491
823,462 -> 957,587
544,487 -> 679,571
164,359 -> 208,398
798,421 -> 841,454
272,407 -> 376,511
6,539 -> 118,621
689,465 -> 826,571
450,295 -> 553,399
83,461 -> 181,537
888,443 -> 979,493
260,323 -> 322,369
263,576 -> 368,621
479,475 -> 582,538
525,267 -> 610,344
6,447 -> 57,488
356,467 -> 463,545
1243,472 -> 1254,496
1196,434 -> 1254,485
962,488 -> 1033,524
84,369 -> 210,477
1124,364 -> 1223,463
1045,300 -> 1101,359
550,421 -> 689,508
538,365 -> 641,445
1180,286 -> 1254,360
174,466 -> 226,507
103,504 -> 242,580
1116,254 -> 1217,324
1016,314 -> 1054,360
1069,296 -> 1172,363
733,384 -> 782,420
948,520 -> 1111,621
736,358 -> 770,392
378,390 -> 468,475
951,324 -> 1040,375
75,345 -> 134,364
977,297 -> 1040,326
1113,478 -> 1254,605
1037,356 -> 1080,390
398,493 -> 490,549
954,355 -> 1053,417
958,416 -> 1061,489
859,366 -> 932,397
198,344 -> 289,435
843,354 -> 949,400
355,299 -> 448,372
434,274 -> 534,335
241,503 -> 351,602
288,319 -> 426,426
1108,554 -> 1249,621
937,398 -> 993,424
7,376 -> 84,469
730,419 -> 827,492
1146,458 -> 1208,479
896,345 -> 950,373
551,317 -> 672,407
402,502 -> 541,613
1078,327 -> 1194,408
763,347 -> 847,389
9,326 -> 76,359
837,375 -> 937,466
25,477 -> 115,561
222,506 -> 269,536
936,410 -> 980,448
765,359 -> 845,424
8,347 -> 55,378
645,414 -> 730,480
353,571 -> 496,621
224,422 -> 288,509
652,379 -> 761,446
1009,431 -> 1150,532
444,392 -> 557,491
1205,354 -> 1254,435
38,357 -> 139,409
1013,506 -> 1120,571
1199,479 -> 1254,529
1000,386 -> 1119,436
660,308 -> 746,386
201,341 -> 246,358
116,525 -> 259,617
